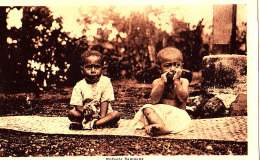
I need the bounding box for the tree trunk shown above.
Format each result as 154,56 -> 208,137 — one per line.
0,7 -> 9,83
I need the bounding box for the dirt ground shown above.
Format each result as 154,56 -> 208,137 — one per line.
0,79 -> 247,156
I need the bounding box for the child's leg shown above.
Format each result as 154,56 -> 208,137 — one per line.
143,107 -> 164,125
68,108 -> 84,123
94,111 -> 120,127
143,107 -> 170,135
68,108 -> 84,130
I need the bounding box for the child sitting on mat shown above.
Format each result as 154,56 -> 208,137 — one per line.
131,47 -> 191,136
68,50 -> 120,130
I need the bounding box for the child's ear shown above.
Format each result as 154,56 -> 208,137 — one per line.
80,66 -> 84,74
156,64 -> 162,73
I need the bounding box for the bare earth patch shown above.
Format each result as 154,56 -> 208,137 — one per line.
0,79 -> 247,156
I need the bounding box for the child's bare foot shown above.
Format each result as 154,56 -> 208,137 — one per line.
69,122 -> 83,130
145,124 -> 170,136
144,124 -> 162,136
144,125 -> 153,136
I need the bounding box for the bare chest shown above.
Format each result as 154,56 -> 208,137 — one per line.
161,89 -> 186,110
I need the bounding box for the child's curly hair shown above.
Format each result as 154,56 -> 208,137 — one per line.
81,50 -> 104,66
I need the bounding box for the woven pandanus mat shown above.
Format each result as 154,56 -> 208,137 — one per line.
0,116 -> 247,142
157,116 -> 247,142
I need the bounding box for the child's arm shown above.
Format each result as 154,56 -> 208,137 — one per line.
150,78 -> 165,104
173,69 -> 189,102
99,101 -> 108,118
75,105 -> 84,113
99,77 -> 114,118
94,101 -> 120,127
70,84 -> 86,114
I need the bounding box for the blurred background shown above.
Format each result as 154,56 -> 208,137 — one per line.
0,5 -> 247,93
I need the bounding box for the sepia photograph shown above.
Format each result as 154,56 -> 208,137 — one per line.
0,0 -> 258,159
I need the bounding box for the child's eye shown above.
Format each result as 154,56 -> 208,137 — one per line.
163,64 -> 171,68
174,62 -> 182,68
84,65 -> 92,69
94,65 -> 101,69
84,65 -> 101,69
174,63 -> 180,67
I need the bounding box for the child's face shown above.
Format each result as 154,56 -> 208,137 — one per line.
160,56 -> 183,73
82,55 -> 103,83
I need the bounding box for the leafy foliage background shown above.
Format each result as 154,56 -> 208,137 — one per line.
0,6 -> 246,93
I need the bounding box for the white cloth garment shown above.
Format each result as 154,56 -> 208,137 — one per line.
70,75 -> 115,115
130,104 -> 191,133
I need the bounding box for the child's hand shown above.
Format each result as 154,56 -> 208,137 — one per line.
161,69 -> 182,85
173,68 -> 182,81
161,72 -> 169,83
83,108 -> 93,123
